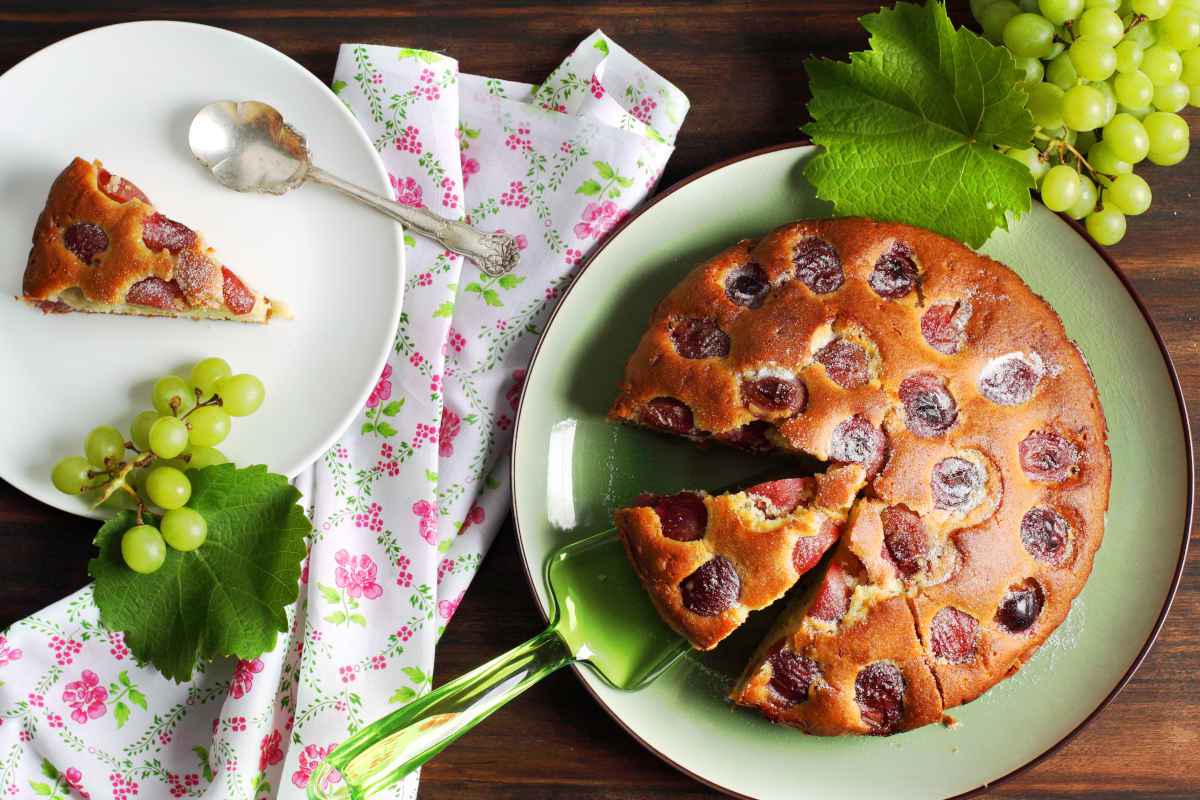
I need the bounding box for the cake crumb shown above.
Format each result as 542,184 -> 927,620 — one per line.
941,714 -> 958,729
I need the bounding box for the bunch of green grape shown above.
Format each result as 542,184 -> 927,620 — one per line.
972,0 -> 1197,245
50,357 -> 266,574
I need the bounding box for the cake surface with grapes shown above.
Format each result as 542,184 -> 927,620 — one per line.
22,158 -> 287,323
609,217 -> 1110,735
614,467 -> 864,651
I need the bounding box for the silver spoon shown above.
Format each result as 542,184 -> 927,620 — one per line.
187,100 -> 519,276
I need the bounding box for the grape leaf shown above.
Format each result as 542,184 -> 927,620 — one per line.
89,464 -> 310,682
801,1 -> 1035,248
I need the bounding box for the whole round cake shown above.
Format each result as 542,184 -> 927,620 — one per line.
609,217 -> 1110,735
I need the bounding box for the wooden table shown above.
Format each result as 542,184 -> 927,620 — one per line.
1,2 -> 1196,797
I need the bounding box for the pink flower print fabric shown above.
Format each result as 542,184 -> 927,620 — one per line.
291,743 -> 340,790
0,635 -> 22,667
439,406 -> 461,457
573,200 -> 629,240
0,30 -> 684,800
333,551 -> 384,600
61,670 -> 106,725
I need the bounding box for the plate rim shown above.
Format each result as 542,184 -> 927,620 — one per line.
0,19 -> 404,517
509,140 -> 1194,799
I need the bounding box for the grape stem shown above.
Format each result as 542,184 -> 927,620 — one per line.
1124,13 -> 1147,34
178,395 -> 223,422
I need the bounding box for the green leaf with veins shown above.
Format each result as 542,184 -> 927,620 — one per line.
801,1 -> 1035,248
89,464 -> 310,682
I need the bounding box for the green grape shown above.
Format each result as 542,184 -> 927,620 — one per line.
218,374 -> 265,416
1040,0 -> 1086,22
1063,83 -> 1108,128
1148,140 -> 1191,163
1089,139 -> 1136,172
1177,0 -> 1200,11
1016,55 -> 1046,84
127,467 -> 148,492
1047,52 -> 1081,88
1105,173 -> 1153,214
148,416 -> 189,459
1190,83 -> 1200,106
1103,112 -> 1152,160
1005,13 -> 1058,57
1117,102 -> 1153,117
1115,40 -> 1145,73
146,466 -> 191,510
52,456 -> 92,494
982,1 -> 1023,40
129,410 -> 159,452
189,357 -> 232,401
1142,45 -> 1183,85
1184,50 -> 1200,85
1132,0 -> 1173,19
1076,128 -> 1100,150
121,525 -> 166,574
1160,8 -> 1200,49
1085,0 -> 1120,8
1027,82 -> 1067,127
1153,79 -> 1191,110
1124,19 -> 1160,49
1047,40 -> 1068,59
1068,175 -> 1099,218
1114,69 -> 1156,106
84,425 -> 125,468
1040,164 -> 1083,210
161,508 -> 208,552
187,406 -> 231,447
1078,7 -> 1126,42
183,446 -> 227,471
1093,79 -> 1118,123
973,0 -> 1001,19
1144,110 -> 1191,153
1086,206 -> 1128,244
1006,146 -> 1052,181
152,375 -> 196,417
1070,36 -> 1118,80
99,488 -> 138,512
1020,0 -> 1042,11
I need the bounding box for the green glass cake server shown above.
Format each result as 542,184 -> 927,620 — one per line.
306,528 -> 688,799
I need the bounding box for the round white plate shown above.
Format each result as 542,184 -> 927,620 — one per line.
0,21 -> 403,518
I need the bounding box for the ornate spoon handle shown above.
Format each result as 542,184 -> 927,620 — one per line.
307,165 -> 519,276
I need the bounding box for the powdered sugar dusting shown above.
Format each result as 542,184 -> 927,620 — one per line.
173,249 -> 221,307
978,351 -> 1044,406
125,277 -> 183,310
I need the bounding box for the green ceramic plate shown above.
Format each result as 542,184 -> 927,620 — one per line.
510,144 -> 1191,799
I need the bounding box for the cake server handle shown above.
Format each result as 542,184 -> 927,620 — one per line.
306,624 -> 573,799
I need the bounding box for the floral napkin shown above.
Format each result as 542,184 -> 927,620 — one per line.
0,31 -> 687,799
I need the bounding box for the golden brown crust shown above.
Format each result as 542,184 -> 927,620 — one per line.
21,158 -> 278,323
614,465 -> 864,651
610,217 -> 1110,735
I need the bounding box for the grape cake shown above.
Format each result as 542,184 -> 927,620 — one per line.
609,218 -> 1110,736
22,158 -> 286,323
614,466 -> 863,651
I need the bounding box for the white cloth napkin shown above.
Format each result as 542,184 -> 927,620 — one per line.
0,31 -> 686,799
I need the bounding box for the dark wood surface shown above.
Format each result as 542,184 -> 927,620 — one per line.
0,2 -> 1196,797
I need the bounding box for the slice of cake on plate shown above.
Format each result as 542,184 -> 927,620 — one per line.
613,464 -> 864,651
22,157 -> 287,322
